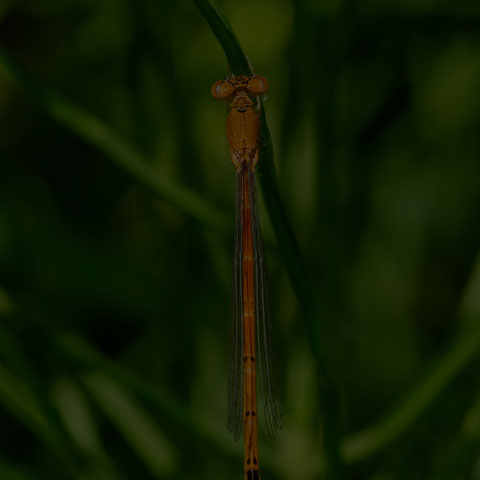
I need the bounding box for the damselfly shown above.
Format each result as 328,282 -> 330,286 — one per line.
211,75 -> 282,480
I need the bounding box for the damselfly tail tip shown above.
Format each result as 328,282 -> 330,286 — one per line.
246,470 -> 260,480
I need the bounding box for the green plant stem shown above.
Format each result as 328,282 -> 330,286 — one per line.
192,0 -> 251,76
0,46 -> 230,234
193,1 -> 344,477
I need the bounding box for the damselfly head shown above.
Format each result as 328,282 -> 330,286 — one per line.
211,75 -> 269,100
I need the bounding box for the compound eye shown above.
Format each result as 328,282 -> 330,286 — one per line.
211,80 -> 235,99
246,75 -> 269,95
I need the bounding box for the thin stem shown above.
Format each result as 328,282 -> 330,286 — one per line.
192,0 -> 252,76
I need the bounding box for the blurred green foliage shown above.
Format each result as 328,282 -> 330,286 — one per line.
1,0 -> 480,479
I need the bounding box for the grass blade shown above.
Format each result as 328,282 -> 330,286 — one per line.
82,373 -> 177,478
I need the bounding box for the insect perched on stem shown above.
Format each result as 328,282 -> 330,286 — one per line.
211,75 -> 282,480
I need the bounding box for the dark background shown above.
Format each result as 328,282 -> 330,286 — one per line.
1,0 -> 480,479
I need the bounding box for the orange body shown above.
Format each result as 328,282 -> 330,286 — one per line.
212,75 -> 269,480
241,160 -> 260,479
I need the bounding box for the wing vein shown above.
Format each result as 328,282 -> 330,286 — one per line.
227,167 -> 244,440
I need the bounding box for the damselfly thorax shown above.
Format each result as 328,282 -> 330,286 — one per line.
211,75 -> 269,171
